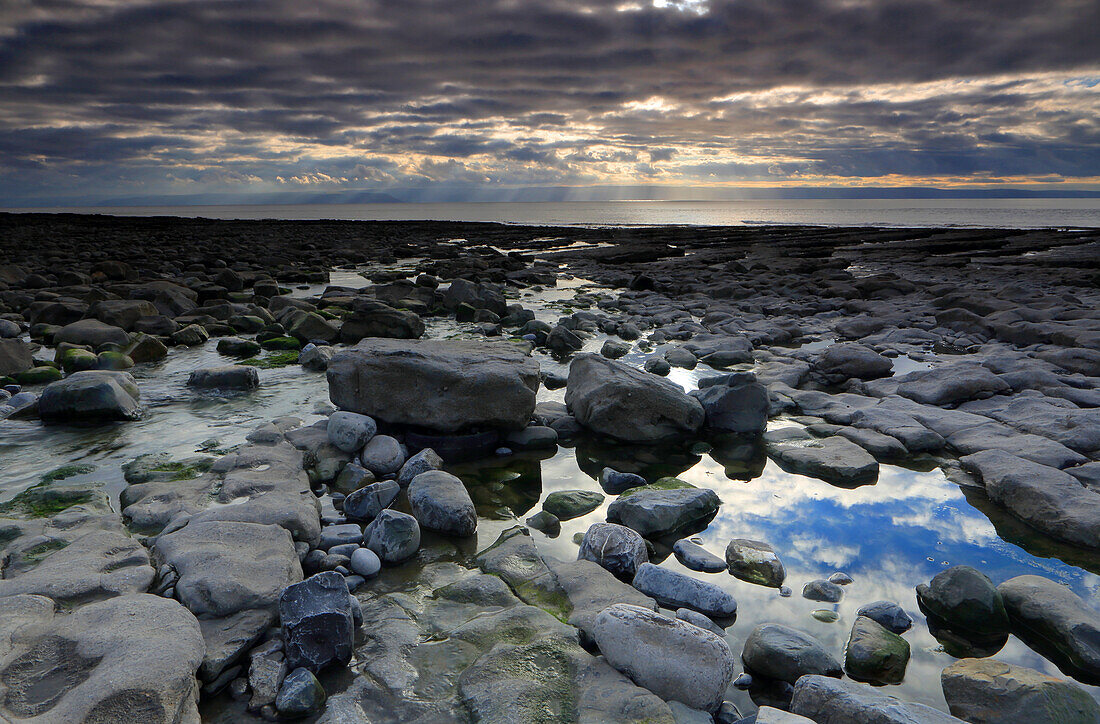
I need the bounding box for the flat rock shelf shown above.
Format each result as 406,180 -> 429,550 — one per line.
0,215 -> 1099,723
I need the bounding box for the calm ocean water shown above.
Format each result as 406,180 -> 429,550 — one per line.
6,199 -> 1100,228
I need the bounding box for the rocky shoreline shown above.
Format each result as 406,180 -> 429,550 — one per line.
1,214 -> 1099,723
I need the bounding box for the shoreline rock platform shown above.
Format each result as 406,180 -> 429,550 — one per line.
0,214 -> 1099,722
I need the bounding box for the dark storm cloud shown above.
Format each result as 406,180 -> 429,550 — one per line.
0,0 -> 1097,200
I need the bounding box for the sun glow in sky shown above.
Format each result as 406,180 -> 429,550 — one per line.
0,0 -> 1097,203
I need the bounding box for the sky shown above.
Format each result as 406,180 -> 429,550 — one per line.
1,0 -> 1098,204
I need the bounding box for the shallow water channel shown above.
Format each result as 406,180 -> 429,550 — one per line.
3,264 -> 1099,720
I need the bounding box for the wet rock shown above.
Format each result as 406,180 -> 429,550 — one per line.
38,369 -> 142,423
172,323 -> 210,346
916,565 -> 1008,637
504,424 -> 558,450
857,600 -> 913,634
998,574 -> 1100,680
845,615 -> 910,684
154,520 -> 303,618
339,304 -> 424,343
0,530 -> 154,605
961,449 -> 1100,549
676,608 -> 726,636
187,364 -> 260,390
332,461 -> 375,495
342,479 -> 400,522
217,336 -> 262,357
53,318 -> 130,348
285,310 -> 339,344
644,356 -> 672,376
814,343 -> 893,382
408,470 -> 477,536
672,539 -> 727,573
0,338 -> 33,376
601,339 -> 630,358
0,593 -> 204,724
578,522 -> 649,579
525,510 -> 561,534
894,365 -> 1011,407
318,523 -> 363,549
726,538 -> 786,587
941,657 -> 1100,724
764,427 -> 879,486
197,609 -> 275,684
327,338 -> 540,433
741,623 -> 842,684
632,562 -> 737,618
276,667 -> 327,718
542,489 -> 604,520
607,482 -> 720,537
326,410 -> 377,453
358,434 -> 406,476
349,547 -> 381,578
754,706 -> 815,723
592,603 -> 736,712
279,572 -> 354,673
396,447 -> 444,486
299,343 -> 334,370
599,467 -> 647,494
566,354 -> 705,443
691,372 -> 770,434
803,579 -> 843,603
791,675 -> 963,723
365,509 -> 421,564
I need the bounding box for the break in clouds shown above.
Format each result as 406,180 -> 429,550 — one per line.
1,0 -> 1098,202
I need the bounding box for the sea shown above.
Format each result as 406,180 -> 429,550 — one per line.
5,198 -> 1100,228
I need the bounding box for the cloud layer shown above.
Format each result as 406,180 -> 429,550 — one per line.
1,0 -> 1098,201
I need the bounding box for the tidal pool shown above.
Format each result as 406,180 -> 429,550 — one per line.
5,266 -> 1099,721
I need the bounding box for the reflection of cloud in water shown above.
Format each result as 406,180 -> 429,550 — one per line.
510,433 -> 1100,711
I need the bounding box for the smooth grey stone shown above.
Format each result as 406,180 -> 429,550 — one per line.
358,435 -> 406,477
525,510 -> 561,534
39,370 -> 142,423
999,574 -> 1100,679
676,608 -> 726,636
791,675 -> 963,723
814,343 -> 893,382
856,600 -> 912,634
504,425 -> 559,450
326,411 -> 377,453
673,539 -> 727,573
644,356 -> 672,376
349,547 -> 381,578
690,372 -> 769,434
407,470 -> 477,537
916,565 -> 1008,637
279,572 -> 353,673
592,603 -> 736,713
327,543 -> 359,558
764,427 -> 879,486
601,339 -> 630,359
741,623 -> 842,684
187,365 -> 260,390
543,489 -> 604,520
342,479 -> 400,522
633,562 -> 737,618
578,522 -> 648,579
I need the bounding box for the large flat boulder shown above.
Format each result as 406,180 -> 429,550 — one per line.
38,370 -> 142,423
327,338 -> 540,433
941,658 -> 1100,723
791,675 -> 964,723
565,354 -> 704,442
0,593 -> 205,724
998,575 -> 1100,680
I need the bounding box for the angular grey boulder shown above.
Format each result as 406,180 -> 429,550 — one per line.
726,538 -> 786,587
565,354 -> 705,443
397,447 -> 444,486
187,364 -> 260,390
38,370 -> 142,423
607,483 -> 720,537
631,562 -> 737,618
916,565 -> 1008,637
407,470 -> 477,537
342,479 -> 400,522
365,509 -> 421,564
764,427 -> 879,486
857,600 -> 913,634
591,603 -> 736,712
741,623 -> 842,684
327,338 -> 540,433
691,372 -> 770,434
279,572 -> 354,673
941,657 -> 1100,724
577,522 -> 648,579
